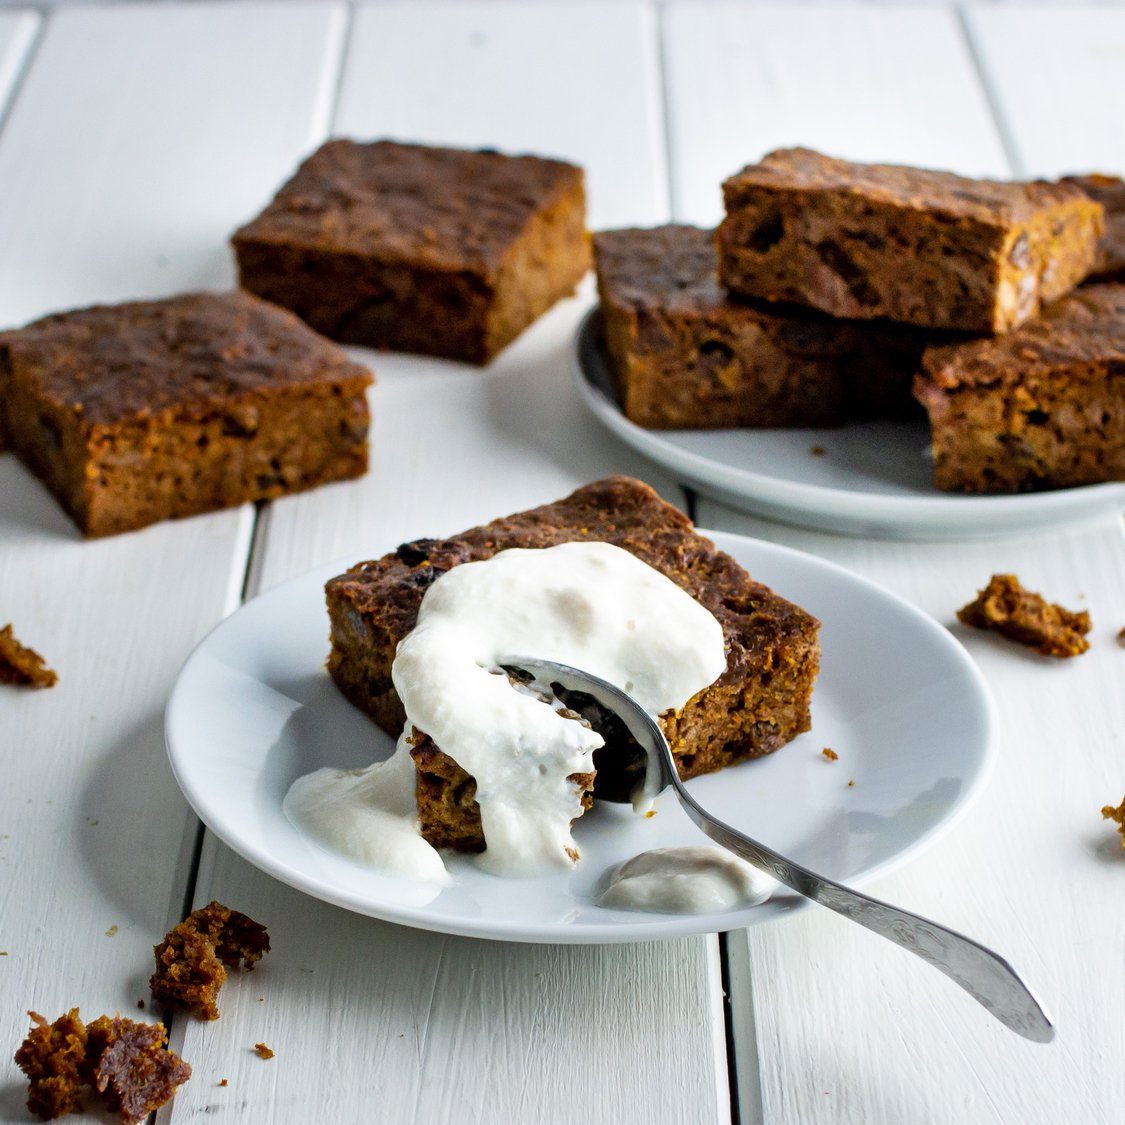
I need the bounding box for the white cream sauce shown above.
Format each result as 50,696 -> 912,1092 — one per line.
286,540 -> 726,882
599,846 -> 778,913
283,730 -> 452,885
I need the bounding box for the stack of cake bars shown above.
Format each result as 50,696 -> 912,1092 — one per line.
594,149 -> 1125,494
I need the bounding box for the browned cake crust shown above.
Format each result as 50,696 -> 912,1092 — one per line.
717,147 -> 1104,332
325,476 -> 820,855
15,1010 -> 191,1124
595,224 -> 933,427
0,623 -> 57,687
150,900 -> 270,1021
0,291 -> 373,537
1064,174 -> 1125,283
233,139 -> 591,364
957,574 -> 1091,657
915,283 -> 1125,492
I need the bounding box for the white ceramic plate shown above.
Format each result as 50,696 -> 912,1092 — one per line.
572,308 -> 1125,540
166,532 -> 995,943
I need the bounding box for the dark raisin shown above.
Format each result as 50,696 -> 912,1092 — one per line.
396,538 -> 437,566
815,241 -> 881,306
845,228 -> 885,250
722,594 -> 757,616
221,405 -> 259,436
698,339 -> 735,371
1025,409 -> 1049,425
407,566 -> 445,589
746,207 -> 785,253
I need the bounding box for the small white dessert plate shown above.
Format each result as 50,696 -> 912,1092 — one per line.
571,308 -> 1125,540
165,531 -> 995,943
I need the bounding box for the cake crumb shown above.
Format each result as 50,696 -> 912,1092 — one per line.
150,901 -> 270,1021
1117,626 -> 1125,647
956,574 -> 1090,657
1101,797 -> 1125,848
821,747 -> 838,761
810,445 -> 826,457
105,925 -> 119,938
14,1009 -> 191,1123
136,1000 -> 144,1010
0,624 -> 58,688
847,779 -> 855,788
218,1079 -> 228,1087
253,1043 -> 274,1060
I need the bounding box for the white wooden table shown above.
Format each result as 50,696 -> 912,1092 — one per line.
2,4 -> 1123,1122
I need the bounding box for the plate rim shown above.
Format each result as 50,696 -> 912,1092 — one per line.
165,530 -> 997,943
571,306 -> 1125,540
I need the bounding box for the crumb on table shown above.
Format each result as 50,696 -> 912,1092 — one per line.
253,1043 -> 274,1060
150,901 -> 270,1021
821,747 -> 838,761
1101,797 -> 1125,848
14,1009 -> 191,1124
0,624 -> 58,688
956,574 -> 1091,657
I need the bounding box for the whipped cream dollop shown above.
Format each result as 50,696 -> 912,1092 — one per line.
286,540 -> 727,881
599,846 -> 779,913
284,730 -> 452,885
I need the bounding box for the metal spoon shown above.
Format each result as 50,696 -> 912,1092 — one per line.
505,654 -> 1055,1044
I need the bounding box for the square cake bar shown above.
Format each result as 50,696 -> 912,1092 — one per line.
0,290 -> 373,536
233,139 -> 591,365
595,224 -> 932,428
718,147 -> 1104,332
325,477 -> 820,854
915,283 -> 1125,492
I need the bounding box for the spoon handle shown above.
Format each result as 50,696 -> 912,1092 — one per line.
670,779 -> 1054,1043
502,655 -> 1053,1044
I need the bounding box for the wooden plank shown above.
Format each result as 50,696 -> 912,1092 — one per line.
672,4 -> 1125,1122
177,4 -> 730,1123
177,837 -> 728,1125
965,5 -> 1125,178
695,507 -> 1125,1124
0,0 -> 351,1113
662,1 -> 1008,226
243,0 -> 683,596
0,3 -> 346,322
336,0 -> 669,230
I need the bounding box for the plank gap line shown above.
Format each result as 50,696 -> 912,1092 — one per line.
654,0 -> 681,222
954,4 -> 1024,178
0,10 -> 46,151
718,931 -> 743,1125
